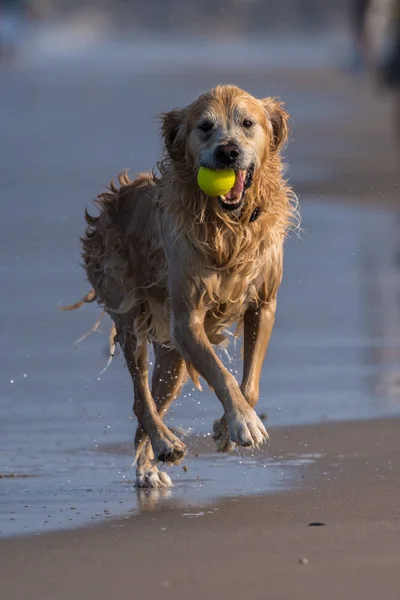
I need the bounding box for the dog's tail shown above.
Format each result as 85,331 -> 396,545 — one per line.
59,289 -> 96,311
60,289 -> 117,373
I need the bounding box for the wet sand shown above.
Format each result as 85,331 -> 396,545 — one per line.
1,28 -> 400,597
1,417 -> 400,600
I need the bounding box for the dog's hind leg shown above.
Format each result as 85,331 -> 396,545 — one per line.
120,323 -> 186,467
135,344 -> 188,488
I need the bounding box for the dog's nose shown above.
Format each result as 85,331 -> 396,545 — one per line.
215,143 -> 241,165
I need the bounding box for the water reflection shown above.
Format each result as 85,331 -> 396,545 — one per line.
361,212 -> 400,402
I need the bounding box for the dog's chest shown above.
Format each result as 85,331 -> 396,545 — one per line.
203,260 -> 266,313
202,239 -> 282,320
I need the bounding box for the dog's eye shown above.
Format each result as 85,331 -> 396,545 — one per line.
198,121 -> 214,132
243,119 -> 254,129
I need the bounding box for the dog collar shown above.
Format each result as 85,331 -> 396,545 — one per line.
249,207 -> 261,222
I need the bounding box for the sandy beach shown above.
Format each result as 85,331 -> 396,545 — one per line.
1,18 -> 400,600
1,417 -> 400,600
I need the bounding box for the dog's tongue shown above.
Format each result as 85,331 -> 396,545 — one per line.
225,170 -> 246,201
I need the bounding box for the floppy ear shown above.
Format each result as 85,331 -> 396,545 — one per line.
261,97 -> 289,152
161,108 -> 186,160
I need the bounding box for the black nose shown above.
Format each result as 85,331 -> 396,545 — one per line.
215,143 -> 241,165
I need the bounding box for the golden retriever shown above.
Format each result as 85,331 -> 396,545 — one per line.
68,85 -> 297,488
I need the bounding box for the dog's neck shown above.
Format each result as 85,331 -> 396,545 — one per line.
159,163 -> 262,223
157,159 -> 295,269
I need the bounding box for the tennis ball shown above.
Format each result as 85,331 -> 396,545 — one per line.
197,167 -> 235,197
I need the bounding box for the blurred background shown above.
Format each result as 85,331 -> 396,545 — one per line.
1,0 -> 400,535
1,0 -> 399,196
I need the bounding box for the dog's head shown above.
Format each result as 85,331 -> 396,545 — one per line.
161,85 -> 289,212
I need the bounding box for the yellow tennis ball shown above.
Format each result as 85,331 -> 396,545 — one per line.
197,167 -> 235,197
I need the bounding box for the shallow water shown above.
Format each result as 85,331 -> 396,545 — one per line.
1,34 -> 400,537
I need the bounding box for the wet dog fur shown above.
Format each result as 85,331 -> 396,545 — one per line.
69,85 -> 297,488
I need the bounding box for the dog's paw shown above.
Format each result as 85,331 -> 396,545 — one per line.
152,428 -> 186,464
227,407 -> 269,448
135,438 -> 174,488
212,415 -> 235,453
136,467 -> 172,489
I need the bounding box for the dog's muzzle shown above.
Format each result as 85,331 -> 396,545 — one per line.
218,164 -> 254,212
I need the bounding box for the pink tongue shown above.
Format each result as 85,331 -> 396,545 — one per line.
225,170 -> 245,200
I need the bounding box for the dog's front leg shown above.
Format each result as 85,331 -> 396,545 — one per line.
171,298 -> 268,450
213,296 -> 276,452
241,297 -> 277,408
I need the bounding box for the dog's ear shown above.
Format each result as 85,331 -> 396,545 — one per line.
161,108 -> 187,160
261,97 -> 289,152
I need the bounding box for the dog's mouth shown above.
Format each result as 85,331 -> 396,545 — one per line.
218,165 -> 254,212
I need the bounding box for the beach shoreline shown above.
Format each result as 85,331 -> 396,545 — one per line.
1,416 -> 400,599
